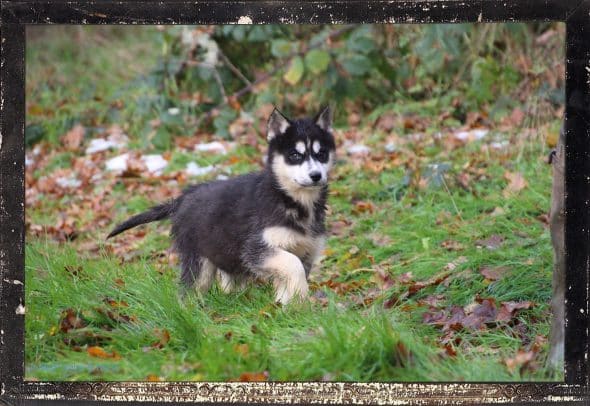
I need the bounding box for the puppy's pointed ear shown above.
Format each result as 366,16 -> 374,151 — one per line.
267,108 -> 291,142
314,105 -> 333,132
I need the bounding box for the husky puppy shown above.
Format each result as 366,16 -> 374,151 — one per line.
108,107 -> 336,304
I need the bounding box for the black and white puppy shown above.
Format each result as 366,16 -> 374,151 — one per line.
108,107 -> 336,304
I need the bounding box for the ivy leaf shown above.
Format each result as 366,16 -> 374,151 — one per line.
271,39 -> 293,58
339,54 -> 371,76
283,56 -> 305,85
305,49 -> 330,75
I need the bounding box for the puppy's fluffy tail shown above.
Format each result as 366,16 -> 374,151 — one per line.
107,200 -> 178,239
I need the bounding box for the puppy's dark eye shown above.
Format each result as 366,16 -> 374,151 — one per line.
316,149 -> 328,161
289,151 -> 303,162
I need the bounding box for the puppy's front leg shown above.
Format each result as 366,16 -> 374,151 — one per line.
263,249 -> 309,305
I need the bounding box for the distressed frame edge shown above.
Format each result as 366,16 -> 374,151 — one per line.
0,0 -> 589,404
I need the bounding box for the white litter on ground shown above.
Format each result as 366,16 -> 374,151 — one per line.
195,141 -> 228,155
85,138 -> 127,154
385,142 -> 396,153
105,153 -> 168,175
85,127 -> 129,155
141,154 -> 168,175
346,143 -> 371,155
105,153 -> 130,172
168,107 -> 180,116
55,175 -> 82,189
490,140 -> 509,149
186,162 -> 215,177
454,129 -> 489,141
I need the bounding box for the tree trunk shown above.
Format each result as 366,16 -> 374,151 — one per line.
548,125 -> 565,368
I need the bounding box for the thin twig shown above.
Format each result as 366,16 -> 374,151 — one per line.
212,68 -> 228,103
441,174 -> 464,222
218,49 -> 252,86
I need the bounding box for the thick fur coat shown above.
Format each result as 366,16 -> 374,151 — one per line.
108,107 -> 336,304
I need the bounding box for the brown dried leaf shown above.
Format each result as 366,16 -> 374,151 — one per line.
480,265 -> 510,281
353,201 -> 375,214
461,299 -> 497,330
234,343 -> 249,356
505,349 -> 536,373
496,301 -> 533,323
59,308 -> 87,333
475,235 -> 505,250
237,371 -> 269,382
62,124 -> 85,151
87,346 -> 121,360
150,328 -> 171,349
329,220 -> 350,237
503,171 -> 528,197
408,270 -> 452,296
441,240 -> 464,251
418,294 -> 446,308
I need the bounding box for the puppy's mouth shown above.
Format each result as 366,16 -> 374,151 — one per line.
296,181 -> 326,188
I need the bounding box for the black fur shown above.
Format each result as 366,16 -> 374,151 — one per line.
108,108 -> 335,294
107,201 -> 178,239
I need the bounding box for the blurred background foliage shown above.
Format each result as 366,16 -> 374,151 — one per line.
26,23 -> 564,150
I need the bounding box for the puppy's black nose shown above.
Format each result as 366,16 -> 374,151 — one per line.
309,171 -> 322,183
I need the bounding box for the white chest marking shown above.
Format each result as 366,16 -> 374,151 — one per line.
263,226 -> 314,258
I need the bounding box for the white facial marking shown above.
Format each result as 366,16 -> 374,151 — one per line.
271,151 -> 334,208
312,140 -> 321,154
295,141 -> 306,154
262,249 -> 308,304
263,226 -> 315,258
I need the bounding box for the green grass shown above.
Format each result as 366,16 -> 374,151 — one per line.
25,26 -> 563,382
25,134 -> 559,381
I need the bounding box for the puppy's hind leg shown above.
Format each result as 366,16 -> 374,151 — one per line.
217,269 -> 247,293
179,253 -> 217,294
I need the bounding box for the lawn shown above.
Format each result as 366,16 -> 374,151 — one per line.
25,25 -> 563,381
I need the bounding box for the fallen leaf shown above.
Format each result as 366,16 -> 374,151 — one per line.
503,171 -> 528,197
443,256 -> 468,271
505,349 -> 536,373
418,294 -> 446,308
353,201 -> 375,214
61,124 -> 85,151
370,233 -> 392,247
87,346 -> 121,360
59,308 -> 86,333
408,270 -> 452,296
151,328 -> 171,349
237,371 -> 269,382
476,235 -> 505,250
461,299 -> 497,330
146,374 -> 161,381
480,265 -> 510,281
441,240 -> 464,251
234,343 -> 249,356
496,301 -> 533,322
329,220 -> 350,237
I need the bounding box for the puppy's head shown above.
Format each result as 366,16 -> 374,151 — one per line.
267,106 -> 336,194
